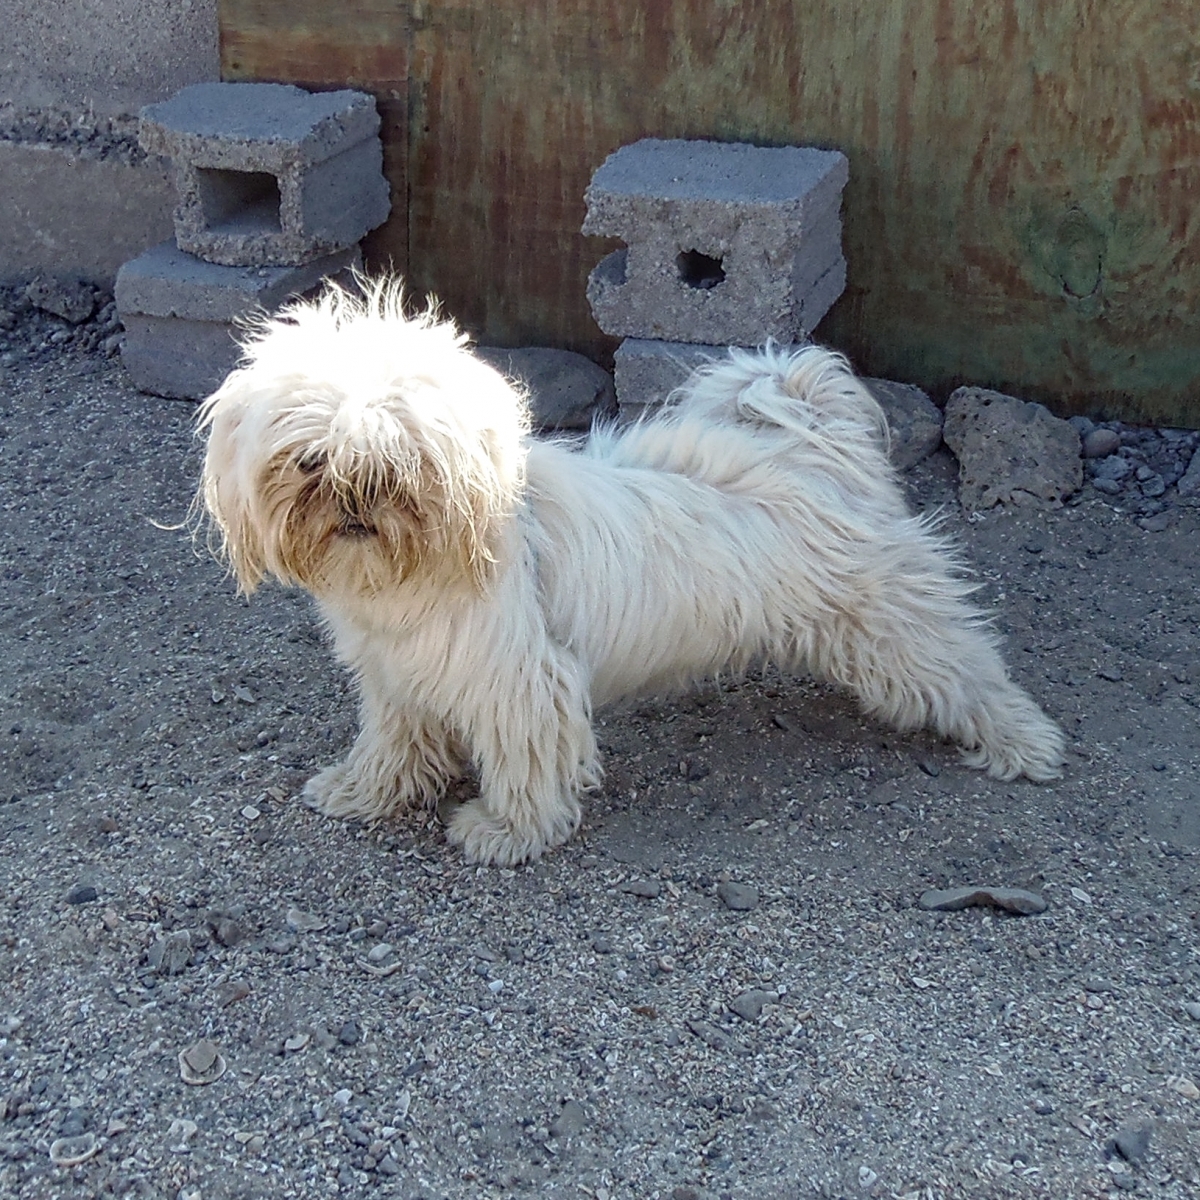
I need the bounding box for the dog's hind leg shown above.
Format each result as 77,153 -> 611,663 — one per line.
801,532 -> 1066,783
446,643 -> 599,866
304,696 -> 465,821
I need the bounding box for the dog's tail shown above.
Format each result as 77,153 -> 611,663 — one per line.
675,343 -> 890,459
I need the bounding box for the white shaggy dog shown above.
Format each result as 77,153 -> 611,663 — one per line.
198,282 -> 1064,865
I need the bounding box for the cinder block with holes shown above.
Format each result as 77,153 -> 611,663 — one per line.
583,138 -> 848,345
115,239 -> 361,399
140,82 -> 390,268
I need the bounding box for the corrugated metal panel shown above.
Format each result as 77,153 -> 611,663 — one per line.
220,0 -> 1200,424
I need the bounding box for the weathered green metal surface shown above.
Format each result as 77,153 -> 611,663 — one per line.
221,0 -> 1200,424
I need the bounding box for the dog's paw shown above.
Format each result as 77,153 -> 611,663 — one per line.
445,799 -> 575,866
960,705 -> 1067,783
303,761 -> 397,821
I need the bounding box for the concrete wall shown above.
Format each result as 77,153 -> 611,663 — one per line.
0,0 -> 220,285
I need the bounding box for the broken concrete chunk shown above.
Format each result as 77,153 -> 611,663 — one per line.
943,386 -> 1082,509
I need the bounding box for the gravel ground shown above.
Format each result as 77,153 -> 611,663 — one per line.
1,309 -> 1198,1200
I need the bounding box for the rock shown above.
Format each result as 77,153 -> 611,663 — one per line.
366,942 -> 394,964
48,1133 -> 98,1166
179,1039 -> 227,1085
1082,427 -> 1121,458
621,879 -> 662,899
1176,447 -> 1200,498
65,884 -> 98,905
147,930 -> 193,975
863,377 -> 943,469
729,989 -> 777,1021
212,917 -> 242,946
475,346 -> 617,431
338,1020 -> 361,1046
717,882 -> 759,911
285,907 -> 327,933
1067,415 -> 1095,437
918,885 -> 1047,915
687,1019 -> 742,1053
943,387 -> 1082,509
1111,1123 -> 1152,1164
1090,454 -> 1133,482
1184,1001 -> 1200,1021
549,1099 -> 587,1138
25,277 -> 95,324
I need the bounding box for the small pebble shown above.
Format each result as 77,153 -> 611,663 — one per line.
285,907 -> 327,933
65,884 -> 97,905
213,918 -> 242,947
179,1039 -> 226,1085
48,1133 -> 98,1166
1112,1123 -> 1152,1164
549,1098 -> 587,1138
717,882 -> 759,911
621,879 -> 662,899
339,1020 -> 361,1045
1183,1002 -> 1200,1021
367,942 -> 394,964
729,989 -> 777,1022
147,930 -> 193,975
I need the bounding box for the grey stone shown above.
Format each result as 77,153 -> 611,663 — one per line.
1177,447 -> 1200,498
1112,1123 -> 1152,1164
146,930 -> 193,975
141,83 -> 390,267
717,882 -> 759,912
24,277 -> 95,323
65,884 -> 98,905
1184,1001 -> 1200,1021
583,138 -> 848,345
1082,427 -> 1121,458
943,387 -> 1083,509
1090,454 -> 1133,482
549,1099 -> 587,1139
729,989 -> 777,1022
918,886 -> 1047,915
116,240 -> 360,399
621,879 -> 662,899
863,377 -> 944,469
475,346 -> 616,431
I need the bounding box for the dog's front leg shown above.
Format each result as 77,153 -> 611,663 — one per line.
304,685 -> 464,822
446,644 -> 599,866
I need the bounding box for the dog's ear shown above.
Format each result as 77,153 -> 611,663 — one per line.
197,393 -> 269,595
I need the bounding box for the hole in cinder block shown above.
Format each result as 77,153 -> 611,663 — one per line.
195,169 -> 282,235
676,249 -> 726,291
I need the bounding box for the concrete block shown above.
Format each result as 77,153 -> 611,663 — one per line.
140,83 -> 390,267
0,139 -> 174,286
115,239 -> 360,398
583,139 -> 848,345
612,339 -> 728,419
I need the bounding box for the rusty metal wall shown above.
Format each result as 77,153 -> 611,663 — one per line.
220,0 -> 1200,424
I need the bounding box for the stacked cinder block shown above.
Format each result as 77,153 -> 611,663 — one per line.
116,82 -> 391,399
582,138 -> 848,419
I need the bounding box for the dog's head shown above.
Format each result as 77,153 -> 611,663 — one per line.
197,280 -> 528,598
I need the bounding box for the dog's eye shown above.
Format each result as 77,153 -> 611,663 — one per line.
297,453 -> 326,475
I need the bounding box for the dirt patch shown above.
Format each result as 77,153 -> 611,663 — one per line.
1,344 -> 1198,1199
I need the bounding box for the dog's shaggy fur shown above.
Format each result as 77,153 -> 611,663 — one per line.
198,282 -> 1064,865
